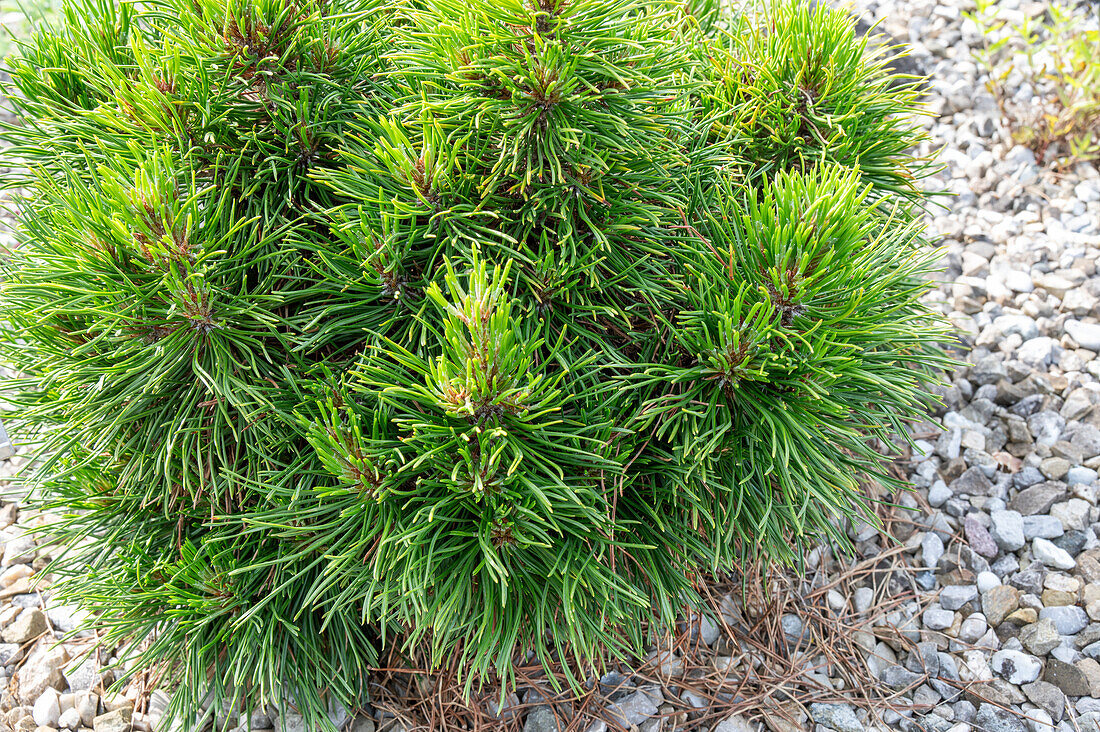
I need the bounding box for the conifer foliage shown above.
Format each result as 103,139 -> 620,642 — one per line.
1,0 -> 949,727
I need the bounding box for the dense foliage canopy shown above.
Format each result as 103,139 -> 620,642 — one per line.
0,0 -> 949,727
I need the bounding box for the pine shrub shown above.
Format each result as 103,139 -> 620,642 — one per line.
1,0 -> 950,727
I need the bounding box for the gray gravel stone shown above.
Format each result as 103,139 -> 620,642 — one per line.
1,610 -> 46,645
906,642 -> 940,676
62,657 -> 100,693
1022,515 -> 1063,540
711,716 -> 754,732
645,649 -> 682,676
1010,482 -> 1067,515
993,315 -> 1039,341
954,700 -> 976,723
348,718 -> 375,732
1043,657 -> 1091,697
93,709 -> 132,732
990,649 -> 1042,684
1077,698 -> 1100,714
922,532 -> 945,567
1020,618 -> 1061,655
58,707 -> 82,731
881,664 -> 923,689
605,689 -> 659,727
1066,466 -> 1098,485
923,604 -> 955,631
698,614 -> 719,646
1040,606 -> 1089,636
940,585 -> 978,610
17,643 -> 68,706
0,643 -> 22,665
959,613 -> 988,643
1028,411 -> 1066,446
1,534 -> 36,566
523,706 -> 561,732
1053,530 -> 1088,558
808,703 -> 861,732
1021,680 -> 1064,720
75,692 -> 99,727
1070,425 -> 1100,458
928,480 -> 953,507
974,703 -> 1027,732
990,510 -> 1026,551
952,466 -> 994,495
1018,337 -> 1055,367
853,587 -> 874,614
1013,467 -> 1044,489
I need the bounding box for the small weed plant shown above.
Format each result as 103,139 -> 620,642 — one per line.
968,0 -> 1100,166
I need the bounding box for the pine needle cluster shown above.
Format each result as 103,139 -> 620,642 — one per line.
0,0 -> 950,727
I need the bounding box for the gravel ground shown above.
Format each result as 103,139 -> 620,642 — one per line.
1,0 -> 1099,730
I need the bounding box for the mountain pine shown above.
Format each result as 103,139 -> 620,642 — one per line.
0,0 -> 950,727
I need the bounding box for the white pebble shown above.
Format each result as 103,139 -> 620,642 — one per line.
58,707 -> 83,730
1032,538 -> 1076,570
33,688 -> 61,728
